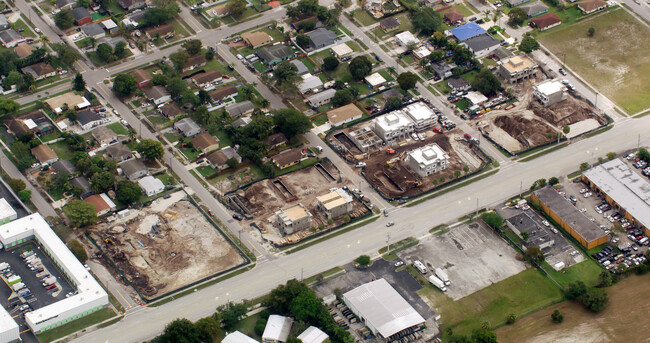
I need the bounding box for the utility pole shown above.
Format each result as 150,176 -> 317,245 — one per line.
520,181 -> 522,198
638,134 -> 641,150
386,233 -> 390,255
476,198 -> 479,217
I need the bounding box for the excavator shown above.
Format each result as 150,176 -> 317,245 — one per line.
405,180 -> 422,187
103,237 -> 116,246
386,148 -> 396,155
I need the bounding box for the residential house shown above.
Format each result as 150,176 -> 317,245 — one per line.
84,194 -> 116,216
297,327 -> 329,343
298,74 -> 323,94
144,23 -> 174,39
327,103 -> 363,127
365,72 -> 387,89
31,144 -> 59,166
257,45 -> 294,65
382,88 -> 402,100
130,69 -> 151,88
0,30 -> 25,48
505,0 -> 529,6
226,101 -> 255,118
143,86 -> 171,106
190,70 -> 223,89
182,54 -> 207,73
76,110 -> 103,131
106,143 -> 133,162
210,3 -> 230,18
447,77 -> 471,92
21,62 -> 56,81
275,204 -> 311,234
316,188 -> 353,220
206,146 -> 241,170
72,7 -> 92,26
497,54 -> 538,83
306,28 -> 337,49
138,176 -> 164,196
209,85 -> 238,104
520,1 -> 549,17
373,111 -> 415,142
262,133 -> 287,150
533,80 -> 567,106
100,19 -> 119,34
431,61 -> 456,79
191,133 -> 220,153
529,12 -> 562,31
55,0 -> 75,9
577,0 -> 606,13
290,60 -> 309,75
379,17 -> 400,32
331,43 -> 353,61
119,159 -> 149,180
174,118 -> 201,137
462,34 -> 500,58
13,44 -> 34,58
241,31 -> 273,49
492,46 -> 514,60
159,102 -> 183,119
45,92 -> 90,113
232,117 -> 252,128
306,88 -> 336,107
449,22 -> 487,42
70,176 -> 93,199
402,102 -> 436,131
91,126 -> 118,146
465,91 -> 488,106
81,23 -> 106,39
395,31 -> 419,47
412,46 -> 431,60
271,149 -> 303,169
4,110 -> 53,137
118,0 -> 146,10
406,144 -> 449,177
0,15 -> 8,31
51,160 -> 77,175
444,8 -> 464,24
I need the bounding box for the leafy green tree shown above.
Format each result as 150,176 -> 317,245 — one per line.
54,10 -> 74,29
639,148 -> 650,163
151,318 -> 201,343
204,49 -> 214,61
582,288 -> 608,312
137,139 -> 164,160
273,109 -> 312,138
73,73 -> 86,92
218,302 -> 248,330
525,246 -> 544,263
63,200 -> 97,227
472,69 -> 501,96
598,270 -> 612,287
355,255 -> 371,266
548,176 -> 559,185
18,190 -> 31,202
226,0 -> 247,17
114,41 -> 128,59
166,77 -> 188,98
90,171 -> 115,193
286,337 -> 303,343
8,179 -> 26,192
67,239 -> 88,263
142,0 -> 180,27
384,96 -> 402,111
169,50 -> 189,72
242,115 -> 274,140
112,73 -> 138,97
508,7 -> 527,27
521,232 -> 529,241
116,180 -> 141,204
519,36 -> 540,53
588,27 -> 595,37
471,329 -> 497,343
412,8 -> 443,35
551,309 -> 563,323
606,152 -> 616,160
451,46 -> 474,65
348,56 -> 373,80
226,157 -> 239,169
194,316 -> 220,342
77,0 -> 90,7
96,43 -> 115,62
332,88 -> 354,107
580,162 -> 590,171
397,72 -> 418,91
323,56 -> 340,71
273,61 -> 299,86
11,141 -> 35,171
506,313 -> 517,324
182,39 -> 203,55
481,212 -> 504,229
565,280 -> 586,300
296,34 -> 310,48
51,43 -> 81,67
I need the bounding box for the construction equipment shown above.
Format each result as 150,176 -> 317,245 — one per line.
386,148 -> 395,155
405,180 -> 422,187
103,237 -> 116,246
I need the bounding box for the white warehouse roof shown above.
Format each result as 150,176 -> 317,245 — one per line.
0,198 -> 16,222
297,326 -> 329,343
0,306 -> 19,343
223,331 -> 260,343
262,315 -> 293,342
344,278 -> 425,339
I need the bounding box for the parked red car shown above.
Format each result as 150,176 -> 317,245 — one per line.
45,284 -> 56,290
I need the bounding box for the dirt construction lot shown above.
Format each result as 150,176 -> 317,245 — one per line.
496,275 -> 650,343
398,221 -> 526,300
477,80 -> 603,154
539,8 -> 650,114
89,191 -> 245,299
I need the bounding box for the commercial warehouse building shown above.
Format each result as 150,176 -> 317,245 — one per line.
531,187 -> 607,249
343,279 -> 425,341
0,212 -> 108,333
582,159 -> 650,236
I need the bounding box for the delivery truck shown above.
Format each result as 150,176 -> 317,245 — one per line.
428,275 -> 447,292
435,268 -> 450,286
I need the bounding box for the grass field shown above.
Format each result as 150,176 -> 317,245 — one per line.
352,9 -> 379,26
538,8 -> 650,114
496,275 -> 650,343
35,308 -> 116,342
106,123 -> 128,135
419,268 -> 563,337
542,259 -> 603,288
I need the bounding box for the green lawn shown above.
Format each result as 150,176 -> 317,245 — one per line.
215,130 -> 233,148
538,8 -> 650,114
181,147 -> 202,161
346,40 -> 362,52
373,12 -> 413,39
260,27 -> 285,42
352,9 -> 379,26
203,57 -> 230,75
434,80 -> 451,94
420,268 -> 563,337
197,165 -> 216,178
164,132 -> 182,143
12,19 -> 35,38
378,69 -> 395,82
49,141 -> 76,160
35,308 -> 116,343
147,114 -> 172,129
310,112 -> 329,126
106,123 -> 128,135
541,259 -> 603,288
441,3 -> 475,16
154,172 -> 176,185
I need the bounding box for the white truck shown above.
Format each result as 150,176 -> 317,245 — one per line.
435,268 -> 450,286
428,275 -> 447,292
414,260 -> 427,274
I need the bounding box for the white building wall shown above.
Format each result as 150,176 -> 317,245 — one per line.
0,307 -> 19,343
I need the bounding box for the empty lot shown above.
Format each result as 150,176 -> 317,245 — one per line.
538,8 -> 650,114
398,221 -> 526,300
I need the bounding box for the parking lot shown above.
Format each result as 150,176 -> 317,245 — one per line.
499,206 -> 584,270
0,242 -> 75,343
398,222 -> 526,300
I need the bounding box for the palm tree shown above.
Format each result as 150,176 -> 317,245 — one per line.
128,128 -> 137,142
40,35 -> 49,48
259,98 -> 270,109
89,37 -> 97,49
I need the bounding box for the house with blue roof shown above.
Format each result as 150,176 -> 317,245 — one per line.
449,22 -> 487,42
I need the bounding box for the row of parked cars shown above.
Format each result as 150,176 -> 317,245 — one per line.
592,245 -> 646,271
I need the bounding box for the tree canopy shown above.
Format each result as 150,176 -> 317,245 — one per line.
182,39 -> 202,55
137,139 -> 164,160
582,288 -> 608,312
226,0 -> 247,18
116,180 -> 142,205
397,72 -> 418,91
63,200 -> 98,227
323,56 -> 339,71
519,36 -> 540,53
54,10 -> 74,29
273,109 -> 312,138
481,212 -> 504,229
273,61 -> 299,86
508,8 -> 527,27
73,73 -> 86,92
472,69 -> 501,96
151,318 -> 201,343
384,96 -> 402,111
67,239 -> 88,263
332,88 -> 354,107
112,73 -> 138,97
348,56 -> 373,80
412,8 -> 443,36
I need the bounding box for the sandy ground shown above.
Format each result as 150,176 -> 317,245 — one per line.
566,118 -> 600,139
90,191 -> 244,299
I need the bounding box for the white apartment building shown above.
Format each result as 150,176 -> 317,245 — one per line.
402,102 -> 437,131
372,112 -> 415,142
406,144 -> 449,177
